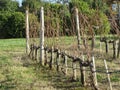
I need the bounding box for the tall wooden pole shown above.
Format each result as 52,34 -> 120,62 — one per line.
40,7 -> 45,65
75,7 -> 81,49
25,10 -> 30,54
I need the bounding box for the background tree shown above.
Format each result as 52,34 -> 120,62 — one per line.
0,0 -> 19,12
22,0 -> 41,13
0,11 -> 11,38
70,0 -> 110,35
0,0 -> 25,38
5,12 -> 25,38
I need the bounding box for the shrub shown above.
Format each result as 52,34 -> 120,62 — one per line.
6,12 -> 25,38
0,11 -> 11,38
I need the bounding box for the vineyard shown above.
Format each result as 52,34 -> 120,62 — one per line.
26,5 -> 120,90
0,0 -> 120,90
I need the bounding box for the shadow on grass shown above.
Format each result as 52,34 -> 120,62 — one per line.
0,79 -> 16,90
34,65 -> 91,90
21,55 -> 91,90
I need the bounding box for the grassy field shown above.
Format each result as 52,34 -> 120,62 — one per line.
0,38 -> 91,90
0,38 -> 120,90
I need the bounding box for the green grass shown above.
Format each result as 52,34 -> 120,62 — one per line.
0,38 -> 91,90
0,39 -> 35,89
0,37 -> 119,90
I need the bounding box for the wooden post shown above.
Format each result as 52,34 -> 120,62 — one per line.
44,48 -> 48,66
108,42 -> 109,54
89,57 -> 98,90
25,10 -> 30,54
80,55 -> 86,86
104,59 -> 112,90
75,7 -> 81,49
40,7 -> 45,65
35,47 -> 37,60
117,38 -> 120,58
33,45 -> 35,59
49,47 -> 54,69
64,51 -> 68,75
56,49 -> 61,71
92,56 -> 98,86
99,42 -> 101,52
91,37 -> 95,51
118,3 -> 120,26
113,41 -> 116,59
33,44 -> 36,60
72,62 -> 77,80
105,41 -> 109,54
115,41 -> 118,58
31,44 -> 34,59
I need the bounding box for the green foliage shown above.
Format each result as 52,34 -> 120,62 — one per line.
0,0 -> 111,38
22,0 -> 41,13
70,0 -> 110,35
0,0 -> 19,12
29,13 -> 40,38
0,11 -> 25,38
6,12 -> 25,38
93,0 -> 109,15
98,12 -> 110,35
111,75 -> 120,82
43,3 -> 65,37
70,0 -> 94,15
0,11 -> 12,38
91,11 -> 110,35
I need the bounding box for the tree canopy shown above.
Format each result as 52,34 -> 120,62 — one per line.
0,0 -> 19,12
0,0 -> 117,38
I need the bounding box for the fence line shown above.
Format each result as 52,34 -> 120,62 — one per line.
28,44 -> 120,90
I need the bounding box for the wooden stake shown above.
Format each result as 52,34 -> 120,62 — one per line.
115,41 -> 118,58
113,41 -> 116,59
104,59 -> 112,90
118,4 -> 120,26
25,10 -> 30,54
44,49 -> 48,66
91,37 -> 95,51
72,62 -> 77,80
75,7 -> 81,49
56,49 -> 61,71
40,7 -> 45,65
117,38 -> 120,58
105,41 -> 109,54
92,56 -> 98,86
35,48 -> 38,60
31,44 -> 34,59
100,42 -> 101,52
49,47 -> 54,69
80,55 -> 86,86
64,51 -> 68,75
89,57 -> 98,90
